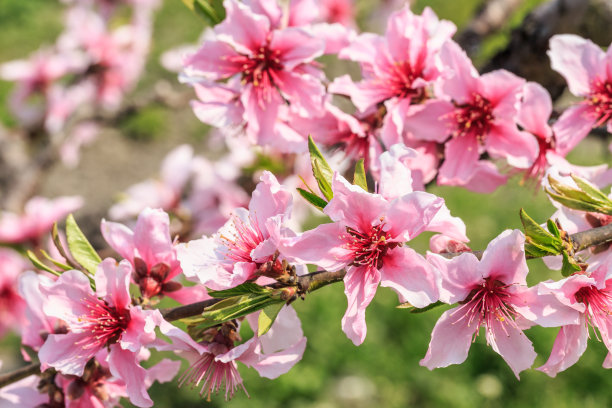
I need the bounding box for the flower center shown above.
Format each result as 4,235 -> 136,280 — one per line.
75,298 -> 130,350
386,60 -> 425,100
453,93 -> 494,142
343,224 -> 395,269
453,278 -> 518,337
220,214 -> 266,264
575,285 -> 612,338
587,80 -> 612,126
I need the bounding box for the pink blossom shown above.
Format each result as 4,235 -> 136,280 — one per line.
0,196 -> 83,245
548,35 -> 612,150
421,230 -> 537,378
0,362 -> 48,408
280,172 -> 445,345
177,171 -> 293,290
524,260 -> 612,376
38,259 -> 166,407
102,208 -> 209,303
337,6 -> 455,113
184,0 -> 326,144
403,41 -> 537,191
18,271 -> 60,351
158,305 -> 306,400
0,249 -> 28,338
56,356 -> 179,408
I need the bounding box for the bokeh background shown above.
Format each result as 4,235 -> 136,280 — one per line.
2,0 -> 612,406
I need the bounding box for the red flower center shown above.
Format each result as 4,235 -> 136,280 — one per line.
386,60 -> 426,100
587,80 -> 612,126
343,224 -> 396,269
75,298 -> 130,350
575,285 -> 612,338
453,93 -> 494,142
453,278 -> 518,338
220,215 -> 265,264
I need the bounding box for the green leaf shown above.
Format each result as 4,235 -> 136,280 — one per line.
186,293 -> 283,334
39,249 -> 71,271
571,174 -> 612,203
207,282 -> 270,298
308,135 -> 334,200
65,214 -> 101,276
297,188 -> 327,210
26,250 -> 62,277
181,0 -> 225,24
353,159 -> 368,191
561,252 -> 582,277
546,219 -> 561,239
258,302 -> 284,336
546,190 -> 612,214
519,209 -> 563,257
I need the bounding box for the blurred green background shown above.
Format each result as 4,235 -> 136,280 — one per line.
2,0 -> 612,407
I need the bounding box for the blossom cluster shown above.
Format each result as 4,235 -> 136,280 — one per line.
2,0 -> 612,406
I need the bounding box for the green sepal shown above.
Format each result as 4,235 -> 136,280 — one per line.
308,135 -> 334,201
561,252 -> 582,277
546,175 -> 612,215
39,249 -> 72,271
258,302 -> 284,336
26,250 -> 62,277
65,214 -> 102,276
297,188 -> 327,211
353,159 -> 368,191
520,209 -> 563,257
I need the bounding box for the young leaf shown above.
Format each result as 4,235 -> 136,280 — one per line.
308,135 -> 334,200
561,252 -> 582,277
181,0 -> 224,24
258,302 -> 284,336
353,159 -> 368,191
519,209 -> 563,257
39,249 -> 72,271
26,250 -> 62,277
297,188 -> 327,210
208,282 -> 270,298
65,214 -> 101,276
571,174 -> 612,203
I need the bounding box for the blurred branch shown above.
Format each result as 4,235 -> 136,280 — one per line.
457,0 -> 525,57
0,362 -> 40,389
481,0 -> 612,100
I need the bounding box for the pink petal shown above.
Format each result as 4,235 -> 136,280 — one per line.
438,135 -> 480,185
185,40 -> 243,79
485,123 -> 538,169
427,252 -> 482,304
341,266 -> 381,346
514,285 -> 581,327
249,171 -> 292,226
426,203 -> 468,242
95,258 -> 132,311
271,27 -> 324,70
385,191 -> 443,241
537,323 -> 588,377
325,173 -> 389,231
479,70 -> 524,121
552,104 -> 598,156
275,70 -> 325,116
39,332 -> 96,376
121,308 -> 163,352
420,307 -> 479,370
278,222 -> 352,271
258,306 -> 304,353
403,100 -> 454,142
108,345 -> 153,407
101,219 -> 136,261
215,0 -> 270,55
380,247 -> 439,307
548,34 -> 606,96
518,82 -> 553,139
486,318 -> 536,379
479,229 -> 528,285
39,269 -> 94,321
241,83 -> 282,144
247,337 -> 307,379
437,40 -> 478,103
133,208 -> 174,268
144,358 -> 182,388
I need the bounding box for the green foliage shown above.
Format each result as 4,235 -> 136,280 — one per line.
181,0 -> 225,25
308,135 -> 334,201
546,174 -> 612,215
353,159 -> 368,191
119,107 -> 167,141
65,214 -> 102,276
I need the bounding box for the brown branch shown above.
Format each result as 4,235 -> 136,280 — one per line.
0,363 -> 41,389
572,224 -> 612,252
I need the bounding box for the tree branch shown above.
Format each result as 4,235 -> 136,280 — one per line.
0,363 -> 41,389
